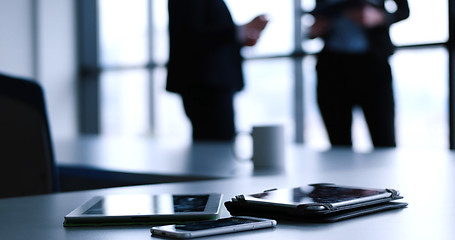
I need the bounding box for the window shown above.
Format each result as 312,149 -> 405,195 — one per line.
82,0 -> 451,150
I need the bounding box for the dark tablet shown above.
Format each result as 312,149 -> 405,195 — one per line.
225,184 -> 406,222
239,183 -> 401,213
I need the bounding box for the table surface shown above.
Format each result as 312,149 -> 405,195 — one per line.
55,136 -> 255,178
2,143 -> 455,240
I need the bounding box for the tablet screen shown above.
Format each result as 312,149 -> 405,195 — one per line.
82,194 -> 210,216
247,185 -> 388,205
64,193 -> 223,226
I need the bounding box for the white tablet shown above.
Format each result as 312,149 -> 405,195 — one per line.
64,193 -> 222,227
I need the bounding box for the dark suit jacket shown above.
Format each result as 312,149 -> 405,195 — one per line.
316,0 -> 410,58
166,0 -> 244,93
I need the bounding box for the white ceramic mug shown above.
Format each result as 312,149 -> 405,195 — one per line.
235,124 -> 285,169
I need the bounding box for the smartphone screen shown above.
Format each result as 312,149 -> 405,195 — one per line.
174,217 -> 261,231
151,217 -> 276,238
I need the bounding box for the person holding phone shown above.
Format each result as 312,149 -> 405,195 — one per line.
309,0 -> 409,147
167,0 -> 268,141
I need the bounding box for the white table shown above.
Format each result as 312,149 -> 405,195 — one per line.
1,146 -> 454,239
55,136 -> 255,191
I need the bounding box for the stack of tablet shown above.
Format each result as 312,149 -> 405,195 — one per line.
64,183 -> 407,227
224,183 -> 408,222
64,193 -> 223,227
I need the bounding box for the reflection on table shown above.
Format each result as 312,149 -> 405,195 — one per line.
55,136 -> 256,191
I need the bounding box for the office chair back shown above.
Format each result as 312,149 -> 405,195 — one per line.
0,73 -> 59,198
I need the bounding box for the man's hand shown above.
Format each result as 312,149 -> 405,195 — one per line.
346,5 -> 386,28
238,14 -> 269,46
309,17 -> 331,39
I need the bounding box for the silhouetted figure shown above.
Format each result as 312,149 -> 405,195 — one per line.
310,0 -> 409,147
167,0 -> 268,141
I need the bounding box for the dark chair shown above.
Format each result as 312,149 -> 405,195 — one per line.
0,73 -> 59,198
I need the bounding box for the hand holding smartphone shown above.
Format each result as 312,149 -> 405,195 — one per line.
151,216 -> 276,239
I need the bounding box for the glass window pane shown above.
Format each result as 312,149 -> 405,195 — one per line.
100,69 -> 151,135
151,0 -> 169,65
98,0 -> 149,67
392,48 -> 448,148
302,55 -> 330,150
153,67 -> 191,139
225,0 -> 294,57
236,58 -> 294,142
390,0 -> 448,46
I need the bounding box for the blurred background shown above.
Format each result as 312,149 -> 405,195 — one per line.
0,0 -> 451,152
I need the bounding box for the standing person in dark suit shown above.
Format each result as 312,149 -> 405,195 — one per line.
309,0 -> 409,147
167,0 -> 268,141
